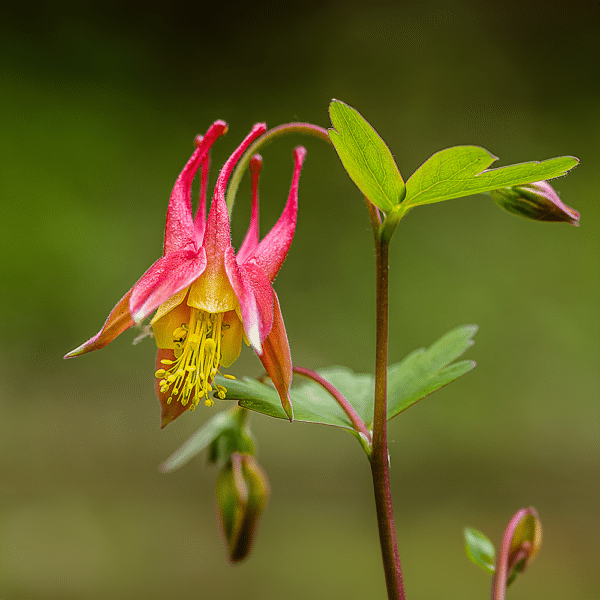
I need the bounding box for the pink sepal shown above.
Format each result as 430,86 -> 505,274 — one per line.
64,288 -> 135,358
214,124 -> 267,205
193,152 -> 211,244
258,292 -> 293,421
202,124 -> 267,283
164,120 -> 227,254
201,177 -> 234,281
129,247 -> 207,322
225,252 -> 274,353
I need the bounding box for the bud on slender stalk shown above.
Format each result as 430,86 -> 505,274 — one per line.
490,181 -> 579,226
491,507 -> 542,600
215,453 -> 269,563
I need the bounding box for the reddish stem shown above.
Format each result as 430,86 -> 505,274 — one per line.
292,366 -> 372,444
490,507 -> 540,600
225,122 -> 330,213
366,199 -> 406,600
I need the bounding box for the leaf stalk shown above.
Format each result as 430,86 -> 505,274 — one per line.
292,366 -> 372,450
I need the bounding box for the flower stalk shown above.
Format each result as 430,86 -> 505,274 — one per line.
226,122 -> 330,213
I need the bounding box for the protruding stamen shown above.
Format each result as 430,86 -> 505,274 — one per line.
155,308 -> 231,410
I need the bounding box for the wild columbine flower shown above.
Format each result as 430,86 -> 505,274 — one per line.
65,120 -> 306,426
490,180 -> 580,226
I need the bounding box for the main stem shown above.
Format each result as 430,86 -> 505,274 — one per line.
368,202 -> 406,600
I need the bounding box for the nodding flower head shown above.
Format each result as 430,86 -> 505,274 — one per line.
65,121 -> 306,427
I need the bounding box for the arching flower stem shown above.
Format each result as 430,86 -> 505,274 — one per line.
226,123 -> 330,214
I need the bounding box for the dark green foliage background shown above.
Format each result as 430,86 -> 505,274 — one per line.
1,2 -> 598,599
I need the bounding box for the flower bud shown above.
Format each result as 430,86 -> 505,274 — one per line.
215,453 -> 269,563
490,181 -> 579,226
491,507 -> 542,595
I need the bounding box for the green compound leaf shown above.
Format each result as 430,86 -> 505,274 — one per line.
464,527 -> 496,574
328,100 -> 405,211
218,325 -> 476,436
387,324 -> 477,420
404,146 -> 578,208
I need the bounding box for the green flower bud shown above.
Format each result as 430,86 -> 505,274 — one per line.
215,453 -> 269,563
490,181 -> 579,226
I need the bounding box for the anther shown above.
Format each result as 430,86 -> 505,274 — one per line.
156,309 -> 237,411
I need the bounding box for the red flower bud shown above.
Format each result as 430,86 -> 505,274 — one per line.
490,180 -> 579,226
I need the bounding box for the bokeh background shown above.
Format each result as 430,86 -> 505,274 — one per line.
1,1 -> 598,599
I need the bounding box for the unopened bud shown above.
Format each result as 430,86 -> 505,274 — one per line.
215,453 -> 269,563
490,181 -> 579,226
492,507 -> 542,594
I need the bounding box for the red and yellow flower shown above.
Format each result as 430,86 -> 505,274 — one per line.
65,120 -> 305,426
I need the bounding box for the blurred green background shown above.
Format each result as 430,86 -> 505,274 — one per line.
1,1 -> 598,599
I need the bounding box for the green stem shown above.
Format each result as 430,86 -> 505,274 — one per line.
366,199 -> 406,600
226,122 -> 330,214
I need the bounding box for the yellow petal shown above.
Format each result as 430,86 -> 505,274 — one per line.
187,272 -> 239,314
150,287 -> 189,326
220,310 -> 244,368
152,299 -> 192,349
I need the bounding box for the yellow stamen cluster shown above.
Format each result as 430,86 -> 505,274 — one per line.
154,309 -> 234,409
